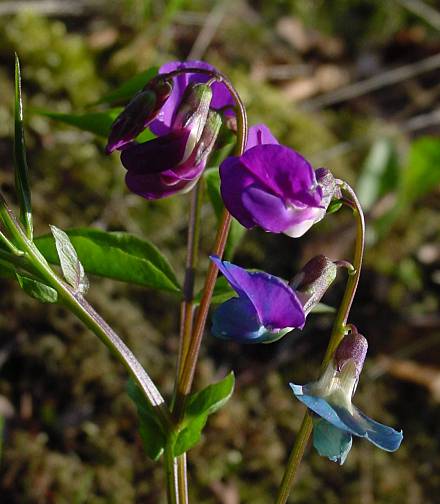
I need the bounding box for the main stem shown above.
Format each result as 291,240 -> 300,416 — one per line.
172,69 -> 248,420
275,182 -> 365,504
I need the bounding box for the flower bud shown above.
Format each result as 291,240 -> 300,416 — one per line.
290,255 -> 338,315
334,332 -> 368,379
105,76 -> 173,153
172,83 -> 213,163
194,110 -> 222,166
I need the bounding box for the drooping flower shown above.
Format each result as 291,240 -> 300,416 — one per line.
106,60 -> 233,199
210,254 -> 340,343
119,82 -> 222,199
290,332 -> 403,464
219,126 -> 338,238
149,60 -> 234,136
210,256 -> 305,343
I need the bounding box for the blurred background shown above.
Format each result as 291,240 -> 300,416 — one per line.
0,1 -> 439,502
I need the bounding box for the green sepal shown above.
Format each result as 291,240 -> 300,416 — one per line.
13,54 -> 33,239
173,372 -> 235,456
35,228 -> 180,293
127,379 -> 166,461
327,200 -> 343,215
16,273 -> 58,303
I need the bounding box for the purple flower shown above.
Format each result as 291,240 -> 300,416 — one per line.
150,60 -> 234,136
120,82 -> 222,199
210,256 -> 305,343
220,126 -> 337,237
290,333 -> 403,464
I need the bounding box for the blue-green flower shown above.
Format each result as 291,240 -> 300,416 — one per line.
290,332 -> 403,464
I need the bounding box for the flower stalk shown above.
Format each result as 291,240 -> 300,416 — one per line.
275,181 -> 365,504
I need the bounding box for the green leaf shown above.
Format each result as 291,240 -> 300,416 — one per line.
127,379 -> 166,461
16,273 -> 58,303
398,137 -> 440,206
173,372 -> 235,456
204,168 -> 246,260
356,138 -> 398,211
50,225 -> 89,295
95,67 -> 159,105
14,54 -> 33,239
186,372 -> 235,418
35,228 -> 180,293
36,109 -> 122,137
311,302 -> 335,314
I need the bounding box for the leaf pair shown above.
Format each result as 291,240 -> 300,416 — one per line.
128,372 -> 235,460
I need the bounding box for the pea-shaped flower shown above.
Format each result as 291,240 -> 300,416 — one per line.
290,332 -> 403,464
211,255 -> 341,343
220,127 -> 338,238
120,83 -> 221,199
210,256 -> 305,343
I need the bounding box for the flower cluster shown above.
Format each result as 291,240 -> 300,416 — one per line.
106,60 -> 403,465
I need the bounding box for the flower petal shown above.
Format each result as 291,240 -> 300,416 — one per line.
239,144 -> 321,204
290,383 -> 352,432
246,124 -> 279,149
336,406 -> 403,452
211,257 -> 305,330
150,60 -> 233,135
242,185 -> 324,236
313,418 -> 352,465
120,130 -> 190,174
291,384 -> 403,452
211,297 -> 265,342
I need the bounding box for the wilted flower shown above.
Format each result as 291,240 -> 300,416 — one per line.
210,256 -> 305,343
290,332 -> 403,464
220,126 -> 338,237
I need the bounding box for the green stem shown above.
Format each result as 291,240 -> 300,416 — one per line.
0,194 -> 172,431
275,181 -> 365,504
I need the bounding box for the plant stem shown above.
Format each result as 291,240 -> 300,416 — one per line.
172,71 -> 248,421
0,194 -> 172,431
275,181 -> 365,504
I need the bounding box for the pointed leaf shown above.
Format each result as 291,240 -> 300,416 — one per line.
0,258 -> 16,279
16,273 -> 58,303
356,138 -> 398,211
186,372 -> 235,418
173,372 -> 235,456
35,228 -> 180,293
95,67 -> 159,105
36,109 -> 122,137
127,379 -> 166,461
50,225 -> 89,295
14,54 -> 33,239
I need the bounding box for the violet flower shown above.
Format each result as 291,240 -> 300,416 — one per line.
290,333 -> 403,464
210,256 -> 305,343
220,126 -> 338,237
150,60 -> 234,136
121,83 -> 221,199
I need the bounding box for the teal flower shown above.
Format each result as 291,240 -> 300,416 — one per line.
290,332 -> 403,464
